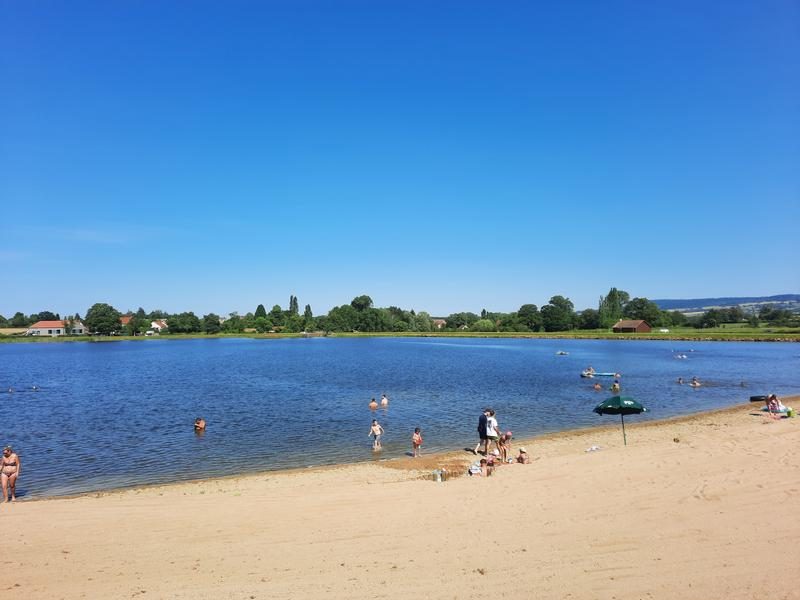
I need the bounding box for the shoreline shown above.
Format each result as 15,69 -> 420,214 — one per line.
2,330 -> 799,343
5,396 -> 798,599
20,398 -> 797,503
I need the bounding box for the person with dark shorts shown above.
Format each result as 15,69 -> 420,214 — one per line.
473,408 -> 490,455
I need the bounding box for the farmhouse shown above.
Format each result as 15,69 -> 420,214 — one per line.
26,320 -> 87,336
612,319 -> 652,333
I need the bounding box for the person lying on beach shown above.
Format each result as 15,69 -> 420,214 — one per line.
368,398 -> 378,410
369,419 -> 384,450
412,427 -> 423,457
516,447 -> 530,464
1,446 -> 20,502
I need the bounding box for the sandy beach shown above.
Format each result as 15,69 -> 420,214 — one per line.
2,398 -> 798,599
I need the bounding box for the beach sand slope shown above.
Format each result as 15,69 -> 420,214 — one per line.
2,400 -> 798,599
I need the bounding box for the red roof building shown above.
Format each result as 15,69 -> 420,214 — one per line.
612,319 -> 652,333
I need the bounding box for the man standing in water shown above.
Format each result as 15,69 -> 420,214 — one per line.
473,408 -> 490,455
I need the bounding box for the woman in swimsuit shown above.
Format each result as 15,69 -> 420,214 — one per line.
1,446 -> 20,502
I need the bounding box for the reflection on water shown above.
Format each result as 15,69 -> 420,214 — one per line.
1,337 -> 798,498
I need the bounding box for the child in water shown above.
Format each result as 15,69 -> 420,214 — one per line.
369,419 -> 385,450
411,427 -> 423,457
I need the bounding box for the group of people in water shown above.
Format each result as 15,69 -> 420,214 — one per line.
676,376 -> 702,387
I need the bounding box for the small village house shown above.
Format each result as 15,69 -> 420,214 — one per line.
26,320 -> 87,336
432,319 -> 447,330
612,319 -> 652,333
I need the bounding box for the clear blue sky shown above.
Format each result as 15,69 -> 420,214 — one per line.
2,1 -> 798,317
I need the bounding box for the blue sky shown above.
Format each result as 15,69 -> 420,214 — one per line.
2,1 -> 798,317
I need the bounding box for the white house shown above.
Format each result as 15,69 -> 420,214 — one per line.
26,320 -> 87,336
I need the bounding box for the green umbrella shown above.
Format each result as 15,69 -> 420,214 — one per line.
593,396 -> 648,445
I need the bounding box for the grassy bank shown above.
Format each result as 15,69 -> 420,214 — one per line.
1,327 -> 799,343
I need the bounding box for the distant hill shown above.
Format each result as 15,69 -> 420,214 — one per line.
653,294 -> 800,314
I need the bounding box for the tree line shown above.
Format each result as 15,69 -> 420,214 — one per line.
1,288 -> 796,335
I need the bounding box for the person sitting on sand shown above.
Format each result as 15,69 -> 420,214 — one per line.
516,447 -> 530,464
368,398 -> 378,410
412,427 -> 423,457
369,419 -> 384,450
766,394 -> 787,415
1,446 -> 20,502
380,393 -> 389,407
479,458 -> 492,477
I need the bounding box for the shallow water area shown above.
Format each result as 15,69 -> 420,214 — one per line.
1,336 -> 798,498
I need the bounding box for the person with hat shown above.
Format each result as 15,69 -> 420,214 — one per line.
516,447 -> 530,464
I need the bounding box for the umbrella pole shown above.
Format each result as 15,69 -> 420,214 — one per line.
621,413 -> 627,445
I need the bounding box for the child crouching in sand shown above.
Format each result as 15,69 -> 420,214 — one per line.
411,427 -> 423,457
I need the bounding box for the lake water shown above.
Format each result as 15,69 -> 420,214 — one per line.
1,337 -> 798,498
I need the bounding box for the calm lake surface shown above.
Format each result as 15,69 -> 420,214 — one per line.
2,337 -> 798,498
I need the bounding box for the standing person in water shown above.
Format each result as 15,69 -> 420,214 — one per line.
380,393 -> 389,406
411,427 -> 423,457
369,419 -> 385,450
368,398 -> 378,410
1,446 -> 20,502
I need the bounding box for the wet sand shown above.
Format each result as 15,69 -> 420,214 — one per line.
2,397 -> 798,599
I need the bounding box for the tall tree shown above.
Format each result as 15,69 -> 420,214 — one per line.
84,303 -> 123,335
517,304 -> 542,331
289,295 -> 299,315
202,313 -> 222,334
598,287 -> 630,328
350,295 -> 373,312
10,312 -> 29,327
623,297 -> 661,324
541,296 -> 576,332
254,304 -> 267,319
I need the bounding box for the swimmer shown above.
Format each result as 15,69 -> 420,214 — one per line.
380,393 -> 389,407
593,382 -> 603,391
690,377 -> 702,388
677,377 -> 684,385
611,379 -> 620,393
194,417 -> 206,431
368,398 -> 378,410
